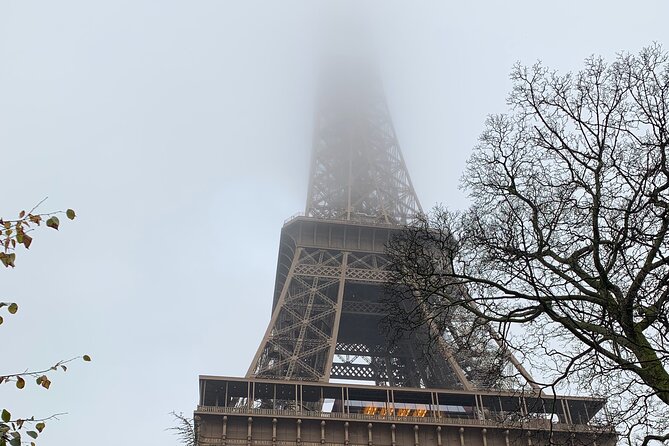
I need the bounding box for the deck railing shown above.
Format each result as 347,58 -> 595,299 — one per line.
195,405 -> 614,434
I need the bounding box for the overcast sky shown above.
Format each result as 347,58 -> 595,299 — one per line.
1,1 -> 667,444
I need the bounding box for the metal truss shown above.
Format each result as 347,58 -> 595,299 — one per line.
247,69 -> 537,392
248,247 -> 347,381
246,220 -> 475,389
292,251 -> 390,284
305,71 -> 422,225
248,245 -> 399,382
330,342 -> 408,385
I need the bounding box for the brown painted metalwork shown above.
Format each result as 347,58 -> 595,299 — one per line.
247,71 -> 538,391
195,376 -> 616,446
197,59 -> 616,445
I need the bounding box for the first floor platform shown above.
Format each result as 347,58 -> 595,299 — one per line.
194,376 -> 616,446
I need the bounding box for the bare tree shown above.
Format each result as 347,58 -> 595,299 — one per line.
386,44 -> 669,445
168,411 -> 195,446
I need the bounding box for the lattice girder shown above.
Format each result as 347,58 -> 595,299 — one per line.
248,246 -> 348,381
305,73 -> 422,225
250,219 -> 469,387
247,66 -> 537,390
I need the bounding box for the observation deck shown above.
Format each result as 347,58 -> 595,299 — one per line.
195,376 -> 616,446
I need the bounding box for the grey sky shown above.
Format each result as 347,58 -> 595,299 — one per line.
0,1 -> 667,444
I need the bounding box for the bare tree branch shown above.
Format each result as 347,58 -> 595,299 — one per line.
386,44 -> 669,445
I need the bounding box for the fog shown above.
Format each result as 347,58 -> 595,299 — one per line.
0,1 -> 667,444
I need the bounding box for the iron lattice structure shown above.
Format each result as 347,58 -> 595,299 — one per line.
246,68 -> 535,391
304,68 -> 421,225
195,58 -> 615,446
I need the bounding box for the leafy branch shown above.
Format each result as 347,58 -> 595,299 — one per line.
0,199 -> 86,446
0,355 -> 91,390
0,197 -> 75,268
0,412 -> 66,446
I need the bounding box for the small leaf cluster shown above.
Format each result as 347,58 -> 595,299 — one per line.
0,409 -> 45,446
0,302 -> 18,327
0,204 -> 75,268
0,352 -> 91,445
0,350 -> 90,445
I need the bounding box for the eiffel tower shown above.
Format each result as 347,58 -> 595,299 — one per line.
194,56 -> 616,446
